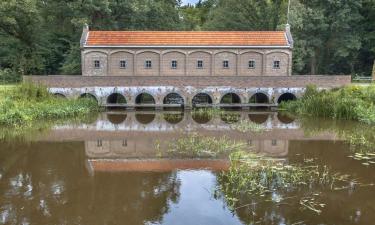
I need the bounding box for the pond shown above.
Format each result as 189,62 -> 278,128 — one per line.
0,110 -> 374,225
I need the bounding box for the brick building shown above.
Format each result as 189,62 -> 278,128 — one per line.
80,24 -> 294,77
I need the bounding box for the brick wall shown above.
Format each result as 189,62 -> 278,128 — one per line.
24,75 -> 351,88
82,48 -> 292,77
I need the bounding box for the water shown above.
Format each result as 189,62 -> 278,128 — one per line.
0,111 -> 374,225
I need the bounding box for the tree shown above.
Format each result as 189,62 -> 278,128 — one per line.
203,0 -> 288,31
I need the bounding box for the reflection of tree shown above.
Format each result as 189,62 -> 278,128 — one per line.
85,171 -> 180,225
0,142 -> 180,225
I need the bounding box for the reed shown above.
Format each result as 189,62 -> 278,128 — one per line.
0,83 -> 100,126
280,84 -> 375,124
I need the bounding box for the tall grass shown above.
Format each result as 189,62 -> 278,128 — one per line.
0,82 -> 100,126
280,84 -> 375,124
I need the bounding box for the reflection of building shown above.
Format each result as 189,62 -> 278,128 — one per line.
85,138 -> 289,159
37,111 -> 340,172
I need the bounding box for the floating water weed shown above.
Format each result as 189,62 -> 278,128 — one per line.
156,133 -> 247,158
231,119 -> 264,133
216,151 -> 366,215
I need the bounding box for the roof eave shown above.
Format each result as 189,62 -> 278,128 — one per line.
83,45 -> 292,49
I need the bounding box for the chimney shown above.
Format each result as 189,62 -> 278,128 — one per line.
285,24 -> 294,48
80,24 -> 89,49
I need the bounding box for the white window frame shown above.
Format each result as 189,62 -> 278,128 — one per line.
145,60 -> 152,69
171,60 -> 178,69
120,60 -> 127,69
248,60 -> 255,69
273,60 -> 280,69
223,60 -> 229,69
197,60 -> 204,69
94,60 -> 100,69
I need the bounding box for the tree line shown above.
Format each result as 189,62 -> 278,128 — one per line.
0,0 -> 374,81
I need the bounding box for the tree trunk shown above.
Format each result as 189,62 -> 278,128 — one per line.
372,60 -> 375,81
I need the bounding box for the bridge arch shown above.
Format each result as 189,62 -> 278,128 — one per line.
163,92 -> 185,106
249,93 -> 269,104
277,93 -> 297,104
192,93 -> 213,106
220,92 -> 242,104
79,93 -> 98,103
53,93 -> 66,98
107,93 -> 127,104
135,92 -> 156,105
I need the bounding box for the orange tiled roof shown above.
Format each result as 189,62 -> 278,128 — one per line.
85,31 -> 289,47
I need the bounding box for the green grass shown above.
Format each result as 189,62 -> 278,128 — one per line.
0,82 -> 100,126
280,84 -> 375,124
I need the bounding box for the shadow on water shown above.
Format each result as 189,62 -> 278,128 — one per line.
0,111 -> 375,224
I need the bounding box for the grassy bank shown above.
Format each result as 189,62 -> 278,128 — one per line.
0,83 -> 100,126
280,84 -> 375,124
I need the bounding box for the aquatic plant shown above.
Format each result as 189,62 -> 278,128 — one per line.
191,108 -> 224,117
231,119 -> 264,133
299,118 -> 375,166
156,133 -> 248,158
280,84 -> 375,124
0,83 -> 100,126
216,151 -> 370,214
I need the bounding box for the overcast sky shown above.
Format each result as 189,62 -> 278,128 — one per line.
182,0 -> 199,5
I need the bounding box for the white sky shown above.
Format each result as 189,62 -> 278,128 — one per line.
182,0 -> 200,5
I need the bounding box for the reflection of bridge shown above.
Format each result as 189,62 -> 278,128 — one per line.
33,112 -> 340,173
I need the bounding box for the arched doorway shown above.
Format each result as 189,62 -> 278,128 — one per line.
192,93 -> 213,106
249,93 -> 269,104
278,93 -> 297,104
107,93 -> 127,104
220,93 -> 241,104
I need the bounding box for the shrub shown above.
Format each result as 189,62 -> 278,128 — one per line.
280,84 -> 375,124
0,83 -> 99,126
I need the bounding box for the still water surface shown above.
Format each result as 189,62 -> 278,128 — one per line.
0,111 -> 374,225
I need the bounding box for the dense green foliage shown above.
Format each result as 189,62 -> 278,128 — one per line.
281,84 -> 375,124
0,0 -> 374,82
0,83 -> 99,126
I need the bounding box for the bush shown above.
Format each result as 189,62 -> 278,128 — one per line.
280,84 -> 375,124
0,83 -> 99,126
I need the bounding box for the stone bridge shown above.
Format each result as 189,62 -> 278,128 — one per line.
24,75 -> 351,109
